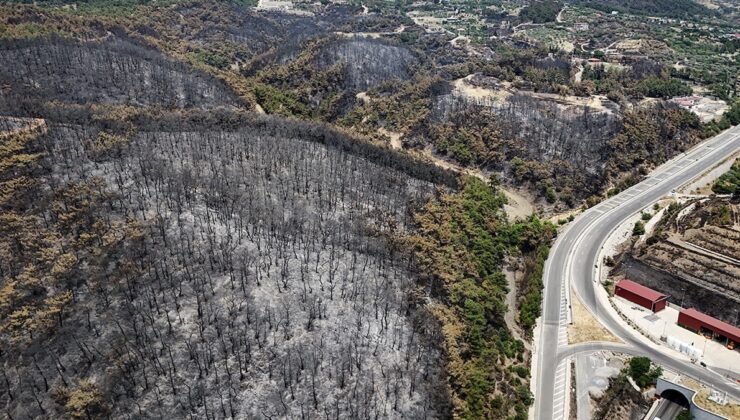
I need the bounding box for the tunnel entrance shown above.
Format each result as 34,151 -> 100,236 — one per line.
660,388 -> 691,408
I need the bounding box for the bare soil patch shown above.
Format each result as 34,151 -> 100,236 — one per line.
568,290 -> 621,344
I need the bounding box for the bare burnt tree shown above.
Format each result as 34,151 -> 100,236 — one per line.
0,115 -> 452,419
0,37 -> 241,112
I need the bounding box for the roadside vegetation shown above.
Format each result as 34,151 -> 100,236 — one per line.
628,356 -> 662,389
712,158 -> 740,195
405,177 -> 556,418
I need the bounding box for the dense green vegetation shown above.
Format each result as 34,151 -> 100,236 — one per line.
406,177 -> 556,419
517,244 -> 549,334
607,107 -> 701,174
632,221 -> 645,236
634,76 -> 693,99
582,65 -> 694,99
703,99 -> 740,138
519,1 -> 563,24
676,410 -> 693,420
712,158 -> 740,195
628,356 -> 662,389
571,0 -> 711,18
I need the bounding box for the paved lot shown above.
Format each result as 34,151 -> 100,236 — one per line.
575,352 -> 623,420
613,298 -> 740,379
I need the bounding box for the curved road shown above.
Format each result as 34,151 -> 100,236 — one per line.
534,124 -> 740,419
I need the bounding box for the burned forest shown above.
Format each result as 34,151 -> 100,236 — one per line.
1,0 -> 735,419
1,112 -> 455,419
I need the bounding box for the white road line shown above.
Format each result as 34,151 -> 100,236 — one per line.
541,128 -> 740,418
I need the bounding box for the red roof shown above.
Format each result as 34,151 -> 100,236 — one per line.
680,308 -> 740,342
615,279 -> 667,302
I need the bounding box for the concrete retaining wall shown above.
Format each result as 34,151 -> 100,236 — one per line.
656,377 -> 728,420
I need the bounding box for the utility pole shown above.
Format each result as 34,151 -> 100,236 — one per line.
662,319 -> 667,339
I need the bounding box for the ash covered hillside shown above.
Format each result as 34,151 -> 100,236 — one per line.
314,38 -> 419,91
421,72 -> 701,203
0,37 -> 241,111
0,111 -> 453,419
434,87 -> 621,175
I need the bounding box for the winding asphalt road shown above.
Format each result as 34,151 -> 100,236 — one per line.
534,124 -> 740,420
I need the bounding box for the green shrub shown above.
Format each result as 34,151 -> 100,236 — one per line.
633,76 -> 693,98
632,221 -> 645,236
712,158 -> 739,195
676,409 -> 693,420
628,356 -> 662,389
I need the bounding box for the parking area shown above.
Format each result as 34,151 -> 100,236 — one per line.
612,297 -> 740,378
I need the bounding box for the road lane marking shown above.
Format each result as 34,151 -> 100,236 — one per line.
536,131 -> 740,418
535,129 -> 740,417
556,133 -> 740,393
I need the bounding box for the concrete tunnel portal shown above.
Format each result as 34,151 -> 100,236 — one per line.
660,388 -> 691,408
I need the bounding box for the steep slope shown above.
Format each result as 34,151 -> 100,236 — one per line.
0,37 -> 240,111
0,111 -> 453,419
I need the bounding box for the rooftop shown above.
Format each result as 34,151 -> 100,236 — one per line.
615,279 -> 668,302
680,308 -> 740,342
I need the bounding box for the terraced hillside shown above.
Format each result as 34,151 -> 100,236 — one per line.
626,198 -> 740,322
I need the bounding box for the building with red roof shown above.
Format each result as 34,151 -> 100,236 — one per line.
614,279 -> 668,312
678,308 -> 740,349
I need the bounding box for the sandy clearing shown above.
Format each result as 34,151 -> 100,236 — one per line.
695,0 -> 721,10
355,91 -> 371,104
256,0 -> 313,15
378,127 -> 403,150
568,290 -> 621,344
450,35 -> 470,46
334,31 -> 383,39
521,91 -> 611,113
548,207 -> 581,224
504,264 -> 531,350
558,40 -> 575,53
452,75 -> 511,102
502,188 -> 536,221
